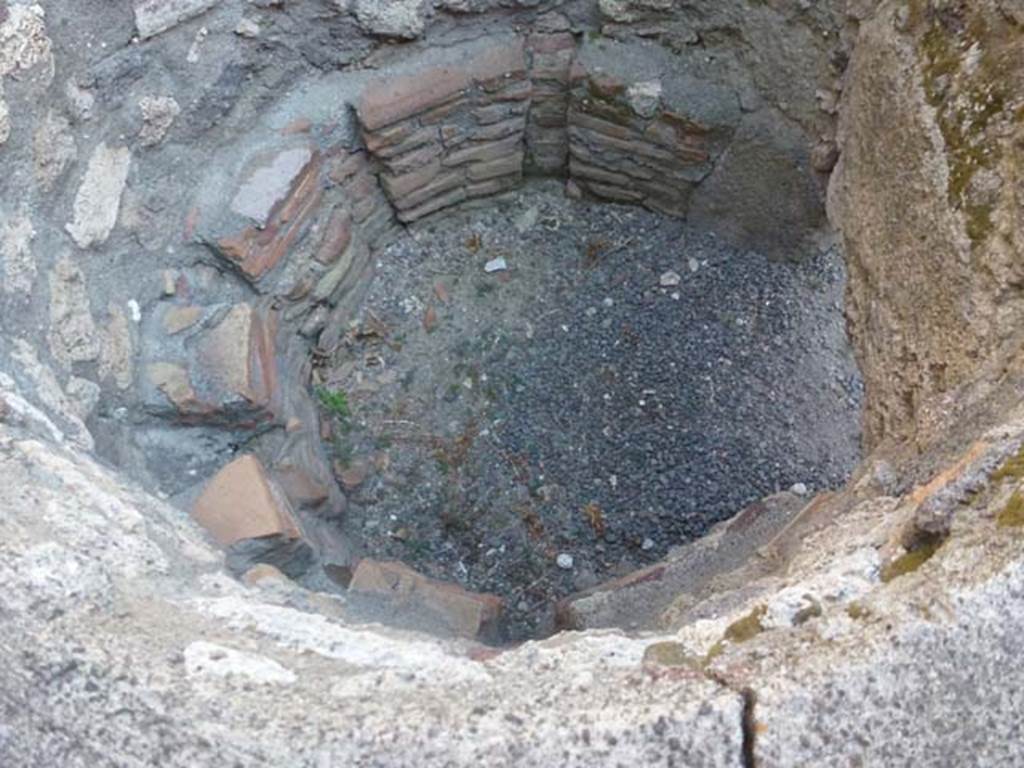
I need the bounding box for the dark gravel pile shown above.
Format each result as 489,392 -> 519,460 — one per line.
318,181 -> 862,640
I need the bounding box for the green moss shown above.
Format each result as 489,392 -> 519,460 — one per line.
881,538 -> 943,583
699,606 -> 767,669
724,606 -> 766,643
991,444 -> 1024,483
997,491 -> 1024,528
846,601 -> 870,620
642,642 -> 702,669
316,386 -> 351,429
914,5 -> 1017,247
703,640 -> 726,666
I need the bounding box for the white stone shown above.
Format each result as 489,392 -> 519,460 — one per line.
627,80 -> 663,118
133,0 -> 219,40
65,143 -> 132,249
234,18 -> 260,38
230,147 -> 313,226
10,340 -> 94,450
65,377 -> 101,422
65,80 -> 94,122
138,95 -> 181,146
484,257 -> 508,273
0,84 -> 8,146
790,482 -> 809,496
47,256 -> 100,368
184,641 -> 296,685
32,111 -> 77,189
659,270 -> 681,287
0,4 -> 54,79
557,553 -> 574,570
99,305 -> 135,390
1,211 -> 36,294
354,0 -> 425,40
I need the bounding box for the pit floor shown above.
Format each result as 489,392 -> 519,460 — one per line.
316,181 -> 863,640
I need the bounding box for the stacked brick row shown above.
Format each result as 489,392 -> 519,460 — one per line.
525,15 -> 575,175
566,72 -> 715,217
357,39 -> 530,223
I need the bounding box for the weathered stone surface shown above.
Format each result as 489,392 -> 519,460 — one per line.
0,415 -> 747,766
214,149 -> 323,283
32,110 -> 76,189
98,305 -> 135,390
230,146 -> 314,227
830,0 -> 1024,450
65,143 -> 131,248
353,0 -> 425,40
688,108 -> 825,259
47,256 -> 99,368
64,376 -> 101,422
0,83 -> 8,145
133,0 -> 219,40
9,340 -> 94,450
743,534 -> 1024,767
559,492 -> 808,631
191,454 -> 301,546
1,211 -> 36,294
0,3 -> 53,78
138,95 -> 181,146
194,303 -> 279,415
162,304 -> 204,335
349,559 -> 503,639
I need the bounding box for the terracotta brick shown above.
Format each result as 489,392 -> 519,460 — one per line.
531,51 -> 573,83
580,179 -> 644,203
352,194 -> 379,224
466,175 -> 521,199
274,463 -> 330,507
359,68 -> 471,131
217,155 -> 324,282
387,141 -> 444,175
382,159 -> 442,199
469,116 -> 526,142
467,154 -> 522,182
162,305 -> 204,335
395,169 -> 465,211
528,32 -> 575,54
485,79 -> 532,101
419,97 -> 469,126
349,559 -> 503,639
314,207 -> 353,266
397,185 -> 468,223
473,102 -> 526,125
193,303 -> 278,416
444,135 -> 522,167
374,126 -> 442,160
147,362 -> 210,415
328,151 -> 368,184
363,121 -> 417,154
472,38 -> 527,83
440,124 -> 472,148
568,109 -> 634,140
191,455 -> 301,547
569,157 -> 633,187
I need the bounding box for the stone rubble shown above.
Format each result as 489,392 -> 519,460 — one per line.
2,0 -> 1022,763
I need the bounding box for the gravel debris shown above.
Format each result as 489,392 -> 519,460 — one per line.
659,270 -> 682,287
317,181 -> 863,640
556,553 -> 575,570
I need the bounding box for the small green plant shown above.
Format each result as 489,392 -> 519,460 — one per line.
316,386 -> 351,427
881,537 -> 944,583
